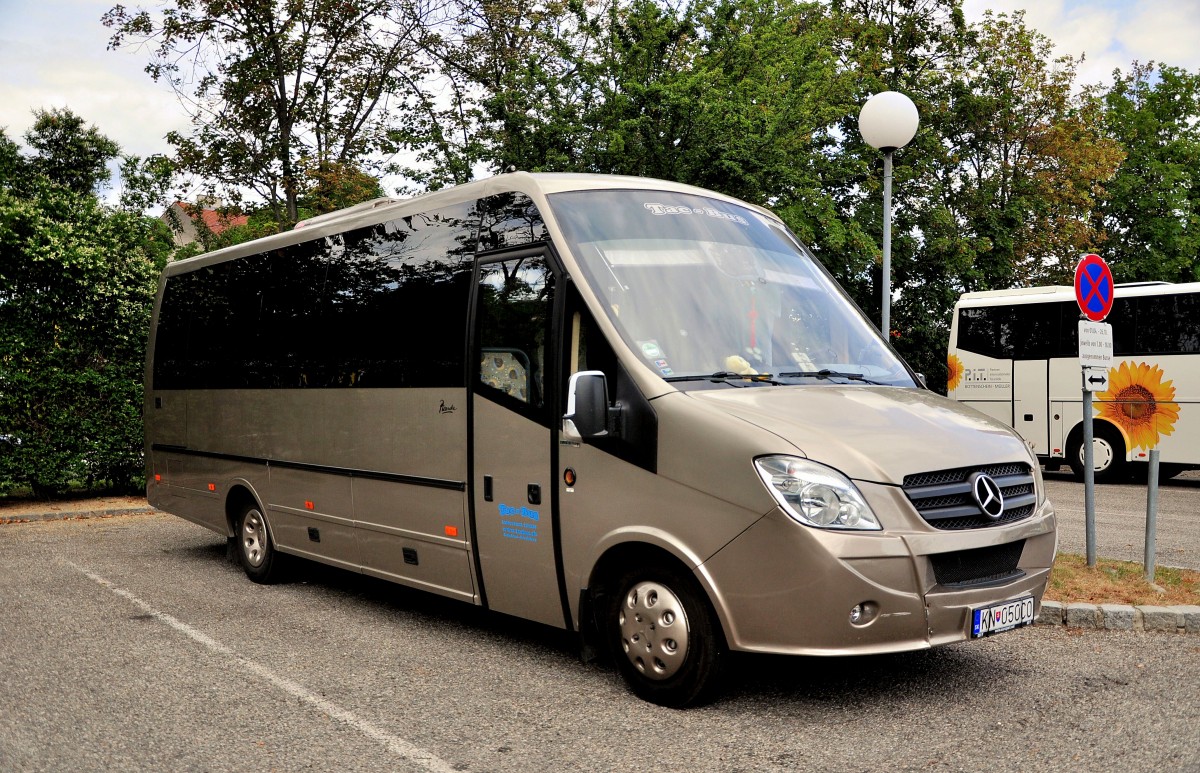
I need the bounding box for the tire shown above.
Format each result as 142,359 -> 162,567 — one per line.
1067,422 -> 1126,483
234,501 -> 286,584
603,563 -> 726,708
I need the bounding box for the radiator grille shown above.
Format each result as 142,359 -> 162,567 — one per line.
903,463 -> 1037,530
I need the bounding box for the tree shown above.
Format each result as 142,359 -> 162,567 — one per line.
0,110 -> 171,494
1096,63 -> 1200,284
0,132 -> 28,193
104,0 -> 430,225
391,0 -> 600,187
20,108 -> 122,196
118,153 -> 177,215
821,0 -> 973,313
300,159 -> 387,214
924,13 -> 1122,290
821,6 -> 1122,389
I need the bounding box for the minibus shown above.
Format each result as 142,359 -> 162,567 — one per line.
146,173 -> 1057,706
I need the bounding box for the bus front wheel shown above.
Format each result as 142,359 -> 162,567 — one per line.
234,502 -> 286,583
1068,423 -> 1126,483
604,564 -> 725,708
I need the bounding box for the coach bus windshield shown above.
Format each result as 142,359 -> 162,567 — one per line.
548,190 -> 916,387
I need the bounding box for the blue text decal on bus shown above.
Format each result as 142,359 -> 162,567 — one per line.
499,503 -> 539,542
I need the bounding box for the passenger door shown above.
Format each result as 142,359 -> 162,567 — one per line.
1013,359 -> 1049,455
470,249 -> 567,628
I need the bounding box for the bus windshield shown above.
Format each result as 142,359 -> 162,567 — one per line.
549,189 -> 915,387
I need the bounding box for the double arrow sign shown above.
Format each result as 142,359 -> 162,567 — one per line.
1084,370 -> 1108,391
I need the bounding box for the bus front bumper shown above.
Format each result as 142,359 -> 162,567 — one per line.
697,488 -> 1057,656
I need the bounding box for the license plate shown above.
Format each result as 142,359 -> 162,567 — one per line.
972,596 -> 1035,637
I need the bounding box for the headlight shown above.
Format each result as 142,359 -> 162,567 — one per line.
754,456 -> 881,531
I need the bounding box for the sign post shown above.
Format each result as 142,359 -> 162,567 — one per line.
1074,254 -> 1114,568
1146,448 -> 1161,583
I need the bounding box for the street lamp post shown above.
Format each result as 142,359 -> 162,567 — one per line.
858,91 -> 919,337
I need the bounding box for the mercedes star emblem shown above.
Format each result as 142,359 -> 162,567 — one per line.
969,472 -> 1005,519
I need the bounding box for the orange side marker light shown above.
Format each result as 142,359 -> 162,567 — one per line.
445,526 -> 459,537
305,500 -> 315,510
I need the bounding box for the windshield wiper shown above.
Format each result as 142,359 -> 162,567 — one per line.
663,371 -> 785,386
775,369 -> 886,385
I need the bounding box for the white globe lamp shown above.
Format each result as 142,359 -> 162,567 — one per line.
857,91 -> 919,337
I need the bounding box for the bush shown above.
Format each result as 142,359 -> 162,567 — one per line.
0,145 -> 169,494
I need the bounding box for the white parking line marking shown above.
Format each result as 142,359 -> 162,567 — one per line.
68,562 -> 459,773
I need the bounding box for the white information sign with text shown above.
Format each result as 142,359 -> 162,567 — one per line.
1078,320 -> 1113,370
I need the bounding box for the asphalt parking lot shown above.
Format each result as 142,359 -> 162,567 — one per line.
2,512 -> 1198,772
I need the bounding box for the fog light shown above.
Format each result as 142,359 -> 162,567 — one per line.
849,602 -> 878,627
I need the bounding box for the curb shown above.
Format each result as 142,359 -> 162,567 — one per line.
1037,600 -> 1200,634
0,506 -> 158,525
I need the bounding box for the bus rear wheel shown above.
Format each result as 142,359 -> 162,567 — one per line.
603,563 -> 725,708
234,502 -> 286,583
1068,423 -> 1126,483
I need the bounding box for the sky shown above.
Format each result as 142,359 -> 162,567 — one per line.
2,0 -> 1200,200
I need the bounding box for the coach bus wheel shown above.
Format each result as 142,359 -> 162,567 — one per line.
604,564 -> 725,708
1068,423 -> 1126,483
235,502 -> 285,584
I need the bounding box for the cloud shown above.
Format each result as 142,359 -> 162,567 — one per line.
0,0 -> 184,158
963,0 -> 1200,87
1121,0 -> 1200,72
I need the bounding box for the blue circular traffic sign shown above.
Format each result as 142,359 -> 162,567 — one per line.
1074,253 -> 1113,322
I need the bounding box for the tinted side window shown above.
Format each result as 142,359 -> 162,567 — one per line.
1008,303 -> 1059,359
566,287 -> 658,471
1135,294 -> 1200,354
324,202 -> 479,387
258,240 -> 333,387
153,273 -> 198,389
957,306 -> 1005,359
1175,294 -> 1200,353
475,255 -> 556,420
182,255 -> 269,388
962,300 -> 1125,360
152,201 -> 480,390
478,192 -> 548,252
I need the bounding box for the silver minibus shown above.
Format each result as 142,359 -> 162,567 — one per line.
145,173 -> 1057,706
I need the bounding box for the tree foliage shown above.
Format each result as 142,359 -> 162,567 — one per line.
0,110 -> 171,494
94,0 -> 1199,398
7,0 -> 1198,495
104,0 -> 430,226
1096,62 -> 1200,284
820,6 -> 1124,387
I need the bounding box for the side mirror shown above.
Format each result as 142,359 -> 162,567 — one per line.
564,371 -> 609,439
915,372 -> 928,389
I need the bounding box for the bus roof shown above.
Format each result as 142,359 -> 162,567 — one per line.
163,172 -> 777,277
956,280 -> 1200,307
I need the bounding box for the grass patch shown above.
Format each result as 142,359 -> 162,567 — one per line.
1047,553 -> 1200,606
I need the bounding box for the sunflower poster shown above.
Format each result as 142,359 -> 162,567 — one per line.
947,353 -> 963,391
1094,361 -> 1181,450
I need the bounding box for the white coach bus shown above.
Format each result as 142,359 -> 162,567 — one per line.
949,282 -> 1200,481
146,173 -> 1056,706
